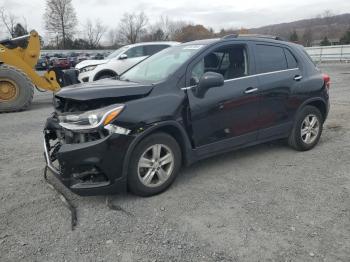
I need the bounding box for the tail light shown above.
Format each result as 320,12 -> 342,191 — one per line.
323,74 -> 330,89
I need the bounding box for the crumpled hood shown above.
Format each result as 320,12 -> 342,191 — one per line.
75,59 -> 108,70
55,79 -> 153,101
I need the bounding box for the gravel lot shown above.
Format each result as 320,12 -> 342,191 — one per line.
1,64 -> 349,262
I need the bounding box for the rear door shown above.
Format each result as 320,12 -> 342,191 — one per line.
253,43 -> 302,139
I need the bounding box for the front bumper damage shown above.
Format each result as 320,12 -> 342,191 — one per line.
43,116 -> 134,196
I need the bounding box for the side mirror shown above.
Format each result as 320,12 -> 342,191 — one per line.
194,72 -> 224,98
119,54 -> 128,60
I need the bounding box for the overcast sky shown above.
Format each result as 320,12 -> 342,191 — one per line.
1,0 -> 350,40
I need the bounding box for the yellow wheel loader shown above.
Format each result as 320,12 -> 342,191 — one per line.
0,30 -> 77,112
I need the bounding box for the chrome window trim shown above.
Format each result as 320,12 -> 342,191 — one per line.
181,68 -> 299,90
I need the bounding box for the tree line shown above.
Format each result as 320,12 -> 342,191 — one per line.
288,10 -> 350,46
2,1 -> 350,49
0,0 -> 246,49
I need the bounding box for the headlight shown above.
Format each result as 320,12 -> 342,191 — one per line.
58,104 -> 124,131
80,65 -> 97,73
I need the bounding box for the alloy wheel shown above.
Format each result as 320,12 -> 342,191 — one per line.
301,114 -> 320,144
137,144 -> 174,188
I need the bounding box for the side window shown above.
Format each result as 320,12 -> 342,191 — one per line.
190,45 -> 248,84
144,45 -> 169,56
256,45 -> 288,73
284,48 -> 298,68
124,46 -> 145,58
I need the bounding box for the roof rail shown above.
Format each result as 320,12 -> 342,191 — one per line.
238,34 -> 285,41
221,34 -> 238,39
221,34 -> 285,41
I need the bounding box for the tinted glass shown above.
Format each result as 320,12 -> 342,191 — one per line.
144,45 -> 169,56
284,48 -> 298,68
256,45 -> 288,73
191,45 -> 248,82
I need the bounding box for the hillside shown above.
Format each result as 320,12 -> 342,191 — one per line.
249,13 -> 350,42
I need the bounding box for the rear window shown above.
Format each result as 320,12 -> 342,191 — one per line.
256,45 -> 288,73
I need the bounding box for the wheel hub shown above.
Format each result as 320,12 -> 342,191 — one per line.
301,114 -> 319,144
137,144 -> 174,188
0,79 -> 19,101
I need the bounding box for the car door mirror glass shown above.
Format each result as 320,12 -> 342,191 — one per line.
119,54 -> 128,60
194,72 -> 224,98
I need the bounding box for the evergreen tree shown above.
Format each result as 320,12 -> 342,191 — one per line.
289,30 -> 299,42
320,36 -> 331,46
340,28 -> 350,44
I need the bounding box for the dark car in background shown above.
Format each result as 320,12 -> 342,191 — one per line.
91,53 -> 105,60
67,52 -> 79,67
53,57 -> 71,69
44,35 -> 330,197
35,57 -> 49,71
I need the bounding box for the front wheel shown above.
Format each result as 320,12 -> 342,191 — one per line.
95,73 -> 115,81
127,133 -> 182,197
288,105 -> 323,151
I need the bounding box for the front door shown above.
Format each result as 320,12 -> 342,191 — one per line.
185,43 -> 260,156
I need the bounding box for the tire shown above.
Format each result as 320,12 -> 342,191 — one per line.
288,105 -> 323,151
0,65 -> 34,112
95,73 -> 115,81
127,132 -> 182,197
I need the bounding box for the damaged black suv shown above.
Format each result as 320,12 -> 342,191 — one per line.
44,35 -> 330,196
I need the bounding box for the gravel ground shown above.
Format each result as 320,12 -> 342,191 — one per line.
0,64 -> 349,262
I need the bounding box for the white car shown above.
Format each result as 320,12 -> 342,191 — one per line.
75,41 -> 179,82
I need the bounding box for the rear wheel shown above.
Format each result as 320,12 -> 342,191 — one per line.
127,133 -> 182,197
288,106 -> 323,151
0,65 -> 34,113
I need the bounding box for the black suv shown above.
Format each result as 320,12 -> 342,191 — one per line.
44,35 -> 330,197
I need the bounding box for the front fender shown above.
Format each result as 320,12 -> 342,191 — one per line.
121,120 -> 194,182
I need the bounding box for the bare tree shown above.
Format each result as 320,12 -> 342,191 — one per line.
322,9 -> 335,37
302,28 -> 313,47
85,19 -> 107,48
107,28 -> 119,47
144,16 -> 188,41
118,12 -> 148,44
0,7 -> 18,37
44,0 -> 77,48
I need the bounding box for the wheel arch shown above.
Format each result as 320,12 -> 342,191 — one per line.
93,69 -> 117,81
121,121 -> 194,182
299,98 -> 328,122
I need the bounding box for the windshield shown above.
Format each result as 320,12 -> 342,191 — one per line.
120,44 -> 205,83
106,46 -> 129,59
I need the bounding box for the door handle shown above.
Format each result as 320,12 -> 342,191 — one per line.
244,87 -> 258,94
294,75 -> 303,81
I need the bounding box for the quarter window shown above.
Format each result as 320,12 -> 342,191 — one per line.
284,48 -> 298,68
124,46 -> 145,58
144,45 -> 169,56
256,45 -> 288,73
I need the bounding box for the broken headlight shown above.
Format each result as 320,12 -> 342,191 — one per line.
58,104 -> 125,131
